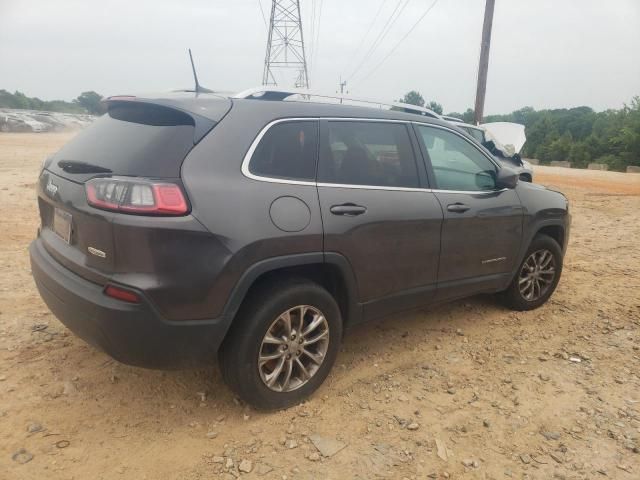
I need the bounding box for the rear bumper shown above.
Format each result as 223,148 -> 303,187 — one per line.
29,238 -> 227,369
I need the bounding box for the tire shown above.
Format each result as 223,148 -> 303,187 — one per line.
501,234 -> 563,311
219,278 -> 342,410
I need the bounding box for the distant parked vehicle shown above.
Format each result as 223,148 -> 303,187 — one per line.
0,110 -> 96,132
448,121 -> 534,182
30,113 -> 67,132
15,114 -> 49,132
55,115 -> 89,130
0,115 -> 12,132
0,114 -> 47,132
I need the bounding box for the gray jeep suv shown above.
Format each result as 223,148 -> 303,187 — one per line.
30,90 -> 570,409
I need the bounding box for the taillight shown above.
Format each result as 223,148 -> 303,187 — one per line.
85,177 -> 188,215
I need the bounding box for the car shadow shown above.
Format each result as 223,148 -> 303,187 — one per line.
49,293 -> 507,418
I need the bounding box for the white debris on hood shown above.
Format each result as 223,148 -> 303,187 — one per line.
481,122 -> 526,155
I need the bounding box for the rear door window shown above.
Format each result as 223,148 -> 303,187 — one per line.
319,121 -> 419,188
248,120 -> 318,181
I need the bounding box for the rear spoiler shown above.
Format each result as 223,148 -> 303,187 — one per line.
104,94 -> 232,144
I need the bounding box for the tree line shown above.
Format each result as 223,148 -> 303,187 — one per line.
3,87 -> 639,171
0,90 -> 106,115
401,90 -> 640,171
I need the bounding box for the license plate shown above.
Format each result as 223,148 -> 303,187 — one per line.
53,208 -> 72,244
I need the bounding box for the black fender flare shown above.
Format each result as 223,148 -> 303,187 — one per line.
220,252 -> 361,333
508,218 -> 567,287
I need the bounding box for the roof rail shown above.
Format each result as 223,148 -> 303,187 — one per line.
233,87 -> 443,120
441,115 -> 464,123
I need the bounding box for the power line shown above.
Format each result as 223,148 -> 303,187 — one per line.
342,0 -> 387,74
257,0 -> 268,28
310,0 -> 324,75
346,0 -> 404,80
352,0 -> 440,87
346,0 -> 410,82
308,0 -> 317,69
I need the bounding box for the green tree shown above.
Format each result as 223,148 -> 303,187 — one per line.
567,141 -> 591,168
399,90 -> 425,107
74,91 -> 106,115
548,132 -> 573,162
427,100 -> 443,115
594,154 -> 625,171
445,108 -> 475,123
12,91 -> 31,109
419,96 -> 639,170
462,108 -> 475,124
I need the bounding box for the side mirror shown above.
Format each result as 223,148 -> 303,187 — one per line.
496,167 -> 518,189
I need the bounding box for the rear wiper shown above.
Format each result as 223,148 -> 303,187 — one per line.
57,160 -> 112,174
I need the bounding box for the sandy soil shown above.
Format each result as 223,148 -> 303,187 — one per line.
1,132 -> 639,480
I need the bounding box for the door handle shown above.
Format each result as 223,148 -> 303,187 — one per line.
330,203 -> 367,216
447,203 -> 470,213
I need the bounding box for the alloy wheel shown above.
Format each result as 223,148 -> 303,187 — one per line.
258,305 -> 330,392
518,249 -> 556,301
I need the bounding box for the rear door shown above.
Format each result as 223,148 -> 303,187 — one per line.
317,119 -> 443,320
414,124 -> 523,300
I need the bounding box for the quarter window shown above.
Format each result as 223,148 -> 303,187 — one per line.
319,121 -> 419,188
248,121 -> 318,181
417,126 -> 497,191
465,127 -> 486,144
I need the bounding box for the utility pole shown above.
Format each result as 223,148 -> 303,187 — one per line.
262,0 -> 310,89
338,77 -> 347,103
474,0 -> 495,125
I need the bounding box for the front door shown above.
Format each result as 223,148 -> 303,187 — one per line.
414,124 -> 523,300
317,119 -> 443,320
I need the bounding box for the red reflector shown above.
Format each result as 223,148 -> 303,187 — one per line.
104,285 -> 140,303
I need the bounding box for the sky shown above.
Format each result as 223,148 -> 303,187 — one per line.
1,0 -> 639,114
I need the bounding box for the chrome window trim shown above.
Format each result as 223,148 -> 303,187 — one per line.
241,117 -> 319,186
316,183 -> 507,195
241,117 -> 507,195
431,188 -> 509,195
317,182 -> 428,193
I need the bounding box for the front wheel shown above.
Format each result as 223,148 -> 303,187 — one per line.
219,279 -> 342,410
501,234 -> 563,311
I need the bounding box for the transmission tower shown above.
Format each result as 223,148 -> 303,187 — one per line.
262,0 -> 309,88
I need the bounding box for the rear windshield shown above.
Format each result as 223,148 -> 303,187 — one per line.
48,103 -> 196,179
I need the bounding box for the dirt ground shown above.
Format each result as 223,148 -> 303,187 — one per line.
1,132 -> 639,480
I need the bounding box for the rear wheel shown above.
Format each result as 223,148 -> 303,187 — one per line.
219,279 -> 342,410
502,234 -> 563,311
